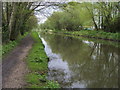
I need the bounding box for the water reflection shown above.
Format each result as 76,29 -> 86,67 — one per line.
40,34 -> 119,88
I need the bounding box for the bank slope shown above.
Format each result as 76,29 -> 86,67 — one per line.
53,30 -> 120,42
25,32 -> 60,88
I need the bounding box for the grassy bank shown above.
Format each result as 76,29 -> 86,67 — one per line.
2,32 -> 28,57
53,30 -> 120,42
25,32 -> 60,88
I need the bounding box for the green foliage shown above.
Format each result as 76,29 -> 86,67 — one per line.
2,25 -> 9,42
40,3 -> 92,31
2,32 -> 28,57
93,2 -> 119,32
2,41 -> 17,56
26,32 -> 60,88
40,2 -> 119,33
109,16 -> 120,33
44,80 -> 60,88
56,30 -> 120,41
2,2 -> 38,41
21,15 -> 38,35
26,73 -> 41,85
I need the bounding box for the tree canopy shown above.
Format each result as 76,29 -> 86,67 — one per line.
2,2 -> 61,42
2,1 -> 120,42
40,2 -> 120,32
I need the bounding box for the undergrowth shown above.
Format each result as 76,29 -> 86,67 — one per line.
2,32 -> 28,57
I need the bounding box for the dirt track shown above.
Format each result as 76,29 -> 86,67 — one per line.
2,35 -> 34,88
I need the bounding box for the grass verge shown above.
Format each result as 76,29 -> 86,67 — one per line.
53,30 -> 120,42
25,32 -> 60,88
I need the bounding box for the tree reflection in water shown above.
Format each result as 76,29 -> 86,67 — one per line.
40,33 -> 119,88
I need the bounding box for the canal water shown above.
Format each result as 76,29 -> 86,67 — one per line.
40,33 -> 119,88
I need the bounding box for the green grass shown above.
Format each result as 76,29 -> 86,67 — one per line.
61,30 -> 120,41
53,30 -> 120,41
25,32 -> 60,88
2,32 -> 28,57
2,41 -> 18,56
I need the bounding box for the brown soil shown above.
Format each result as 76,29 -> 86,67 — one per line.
2,35 -> 34,88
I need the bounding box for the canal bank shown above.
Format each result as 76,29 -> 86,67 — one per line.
52,30 -> 120,42
43,30 -> 119,48
25,32 -> 60,88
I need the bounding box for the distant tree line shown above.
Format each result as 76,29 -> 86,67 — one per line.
40,2 -> 120,33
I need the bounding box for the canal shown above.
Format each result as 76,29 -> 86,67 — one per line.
40,33 -> 119,88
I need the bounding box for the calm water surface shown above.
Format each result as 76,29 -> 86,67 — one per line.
40,33 -> 119,88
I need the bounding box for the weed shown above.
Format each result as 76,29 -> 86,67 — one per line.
2,32 -> 28,57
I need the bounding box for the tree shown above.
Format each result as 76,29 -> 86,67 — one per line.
41,2 -> 92,31
2,1 -> 62,41
2,2 -> 37,41
85,2 -> 120,32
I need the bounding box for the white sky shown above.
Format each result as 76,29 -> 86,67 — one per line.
35,6 -> 60,24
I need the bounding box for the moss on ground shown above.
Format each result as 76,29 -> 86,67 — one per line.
25,32 -> 60,88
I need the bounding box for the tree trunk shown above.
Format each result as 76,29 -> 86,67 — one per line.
92,16 -> 98,30
8,3 -> 17,40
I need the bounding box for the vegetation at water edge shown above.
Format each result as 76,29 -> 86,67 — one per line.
53,30 -> 120,41
25,32 -> 60,88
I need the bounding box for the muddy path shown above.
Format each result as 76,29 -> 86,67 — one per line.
2,35 -> 34,88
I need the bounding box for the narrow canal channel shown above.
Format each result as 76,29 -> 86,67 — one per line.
40,33 -> 119,88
